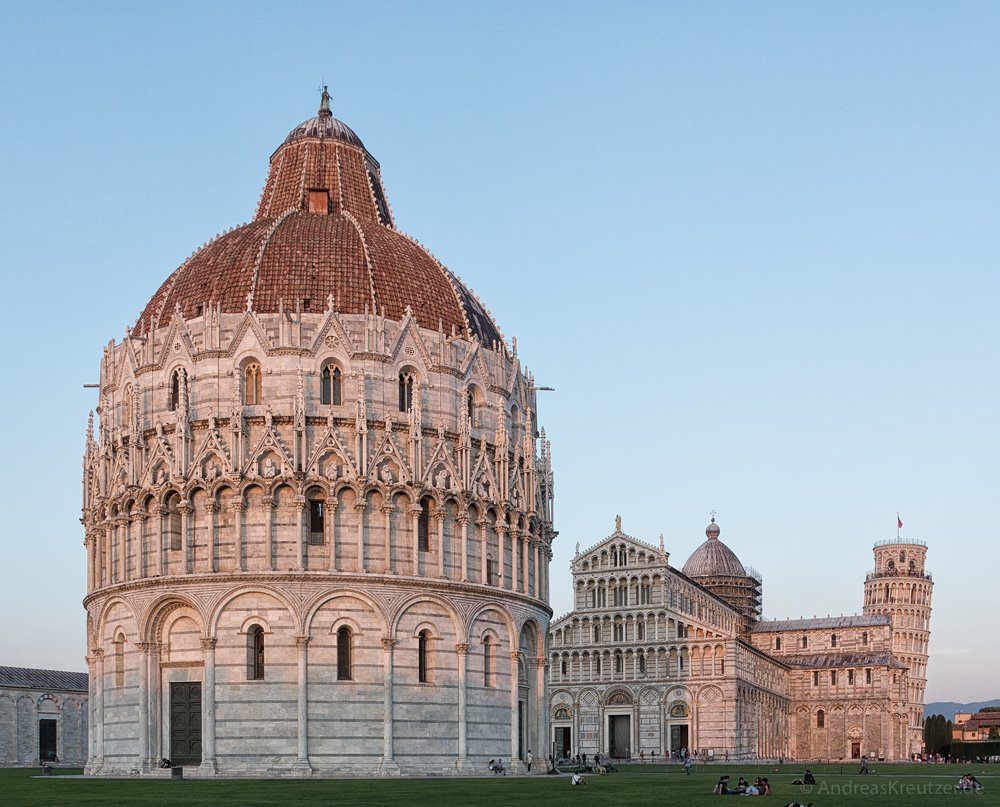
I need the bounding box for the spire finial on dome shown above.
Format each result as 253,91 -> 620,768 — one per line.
706,511 -> 721,540
318,84 -> 332,118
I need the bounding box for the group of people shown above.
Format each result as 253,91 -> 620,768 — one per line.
957,774 -> 983,792
713,775 -> 773,795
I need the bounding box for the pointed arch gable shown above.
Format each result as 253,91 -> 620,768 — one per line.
308,308 -> 358,356
387,315 -> 434,370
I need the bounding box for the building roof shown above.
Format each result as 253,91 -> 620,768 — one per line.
135,93 -> 503,348
0,666 -> 88,692
958,712 -> 1000,729
681,518 -> 747,578
779,651 -> 906,669
753,614 -> 890,632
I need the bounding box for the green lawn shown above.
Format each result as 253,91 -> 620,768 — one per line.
7,763 -> 998,807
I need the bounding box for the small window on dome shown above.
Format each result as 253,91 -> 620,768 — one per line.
308,189 -> 330,214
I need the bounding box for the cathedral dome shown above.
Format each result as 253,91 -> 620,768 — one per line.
135,91 -> 502,348
681,517 -> 746,578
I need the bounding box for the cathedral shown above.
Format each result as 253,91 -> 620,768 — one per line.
80,91 -> 555,776
548,517 -> 931,762
80,92 -> 932,777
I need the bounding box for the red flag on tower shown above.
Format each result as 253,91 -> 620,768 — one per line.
897,513 -> 903,530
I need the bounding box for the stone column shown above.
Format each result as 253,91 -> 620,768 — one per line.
233,499 -> 247,572
355,500 -> 368,573
532,656 -> 548,771
85,535 -> 95,591
84,652 -> 96,772
544,547 -> 552,600
123,516 -> 132,582
436,512 -> 446,578
136,642 -> 152,771
521,533 -> 529,594
295,496 -> 306,571
508,651 -> 521,769
455,642 -> 473,773
478,519 -> 488,584
510,527 -> 519,592
204,500 -> 218,573
199,638 -> 217,774
458,513 -> 470,582
328,497 -> 339,571
96,523 -> 106,585
93,649 -> 105,769
379,637 -> 400,774
293,636 -> 312,773
151,643 -> 163,763
157,506 -> 168,576
178,501 -> 193,574
109,518 -> 118,583
410,506 -> 421,576
262,497 -> 275,571
497,522 -> 510,590
382,504 -> 394,573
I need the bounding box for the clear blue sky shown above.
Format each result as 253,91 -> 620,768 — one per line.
1,1 -> 996,703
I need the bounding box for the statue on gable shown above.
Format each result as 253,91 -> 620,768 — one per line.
155,466 -> 170,486
262,457 -> 278,478
435,469 -> 449,490
380,464 -> 394,485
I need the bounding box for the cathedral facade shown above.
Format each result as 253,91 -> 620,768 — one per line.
548,519 -> 931,762
81,93 -> 555,776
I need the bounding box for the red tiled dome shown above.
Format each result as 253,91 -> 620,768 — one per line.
135,95 -> 502,347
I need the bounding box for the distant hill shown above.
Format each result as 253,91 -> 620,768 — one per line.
925,699 -> 1000,718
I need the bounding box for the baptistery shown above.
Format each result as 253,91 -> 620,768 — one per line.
81,90 -> 556,776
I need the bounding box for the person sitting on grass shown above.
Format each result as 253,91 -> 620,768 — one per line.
957,774 -> 983,792
571,771 -> 587,785
803,769 -> 816,785
714,775 -> 730,794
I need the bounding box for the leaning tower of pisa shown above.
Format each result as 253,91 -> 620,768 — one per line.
862,539 -> 932,756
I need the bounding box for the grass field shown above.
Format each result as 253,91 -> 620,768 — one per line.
6,762 -> 998,807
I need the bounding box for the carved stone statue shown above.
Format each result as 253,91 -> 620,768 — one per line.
262,457 -> 278,478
